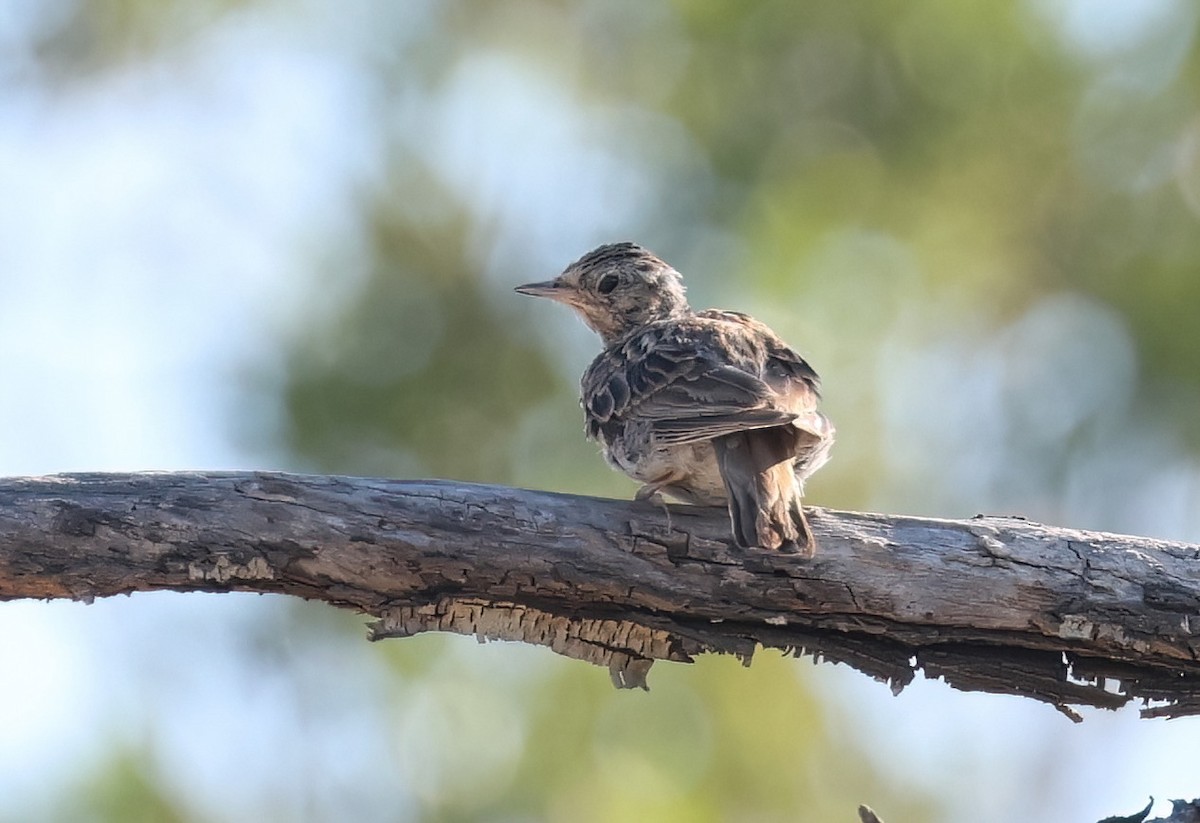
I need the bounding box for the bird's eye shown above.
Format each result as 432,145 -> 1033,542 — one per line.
597,274 -> 620,294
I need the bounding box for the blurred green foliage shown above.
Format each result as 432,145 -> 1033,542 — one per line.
21,0 -> 1200,820
283,189 -> 566,482
267,0 -> 1200,527
48,751 -> 191,823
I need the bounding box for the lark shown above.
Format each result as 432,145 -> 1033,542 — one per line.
516,242 -> 833,555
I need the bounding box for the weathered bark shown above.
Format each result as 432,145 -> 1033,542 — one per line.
865,797 -> 1200,823
1,472 -> 1199,719
1144,799 -> 1200,823
1098,798 -> 1200,823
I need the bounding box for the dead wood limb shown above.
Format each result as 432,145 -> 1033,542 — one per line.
2,472 -> 1199,719
1099,798 -> 1200,823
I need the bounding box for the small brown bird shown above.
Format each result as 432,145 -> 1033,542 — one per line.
516,242 -> 834,555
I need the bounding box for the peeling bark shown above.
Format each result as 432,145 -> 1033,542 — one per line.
1,472 -> 1199,718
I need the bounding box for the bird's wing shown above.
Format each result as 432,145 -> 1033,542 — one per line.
706,309 -> 828,440
583,319 -> 817,445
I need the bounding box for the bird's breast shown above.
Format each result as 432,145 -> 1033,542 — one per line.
598,422 -> 727,505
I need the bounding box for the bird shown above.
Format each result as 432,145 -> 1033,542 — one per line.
515,242 -> 834,555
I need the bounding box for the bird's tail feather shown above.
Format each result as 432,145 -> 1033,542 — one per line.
714,428 -> 814,556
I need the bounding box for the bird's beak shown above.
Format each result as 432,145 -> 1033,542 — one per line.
514,279 -> 572,302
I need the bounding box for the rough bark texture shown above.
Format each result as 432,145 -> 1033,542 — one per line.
865,797 -> 1200,823
2,472 -> 1199,719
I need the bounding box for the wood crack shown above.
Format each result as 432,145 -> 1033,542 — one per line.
2,471 -> 1200,719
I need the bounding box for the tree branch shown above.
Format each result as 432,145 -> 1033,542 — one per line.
2,472 -> 1198,719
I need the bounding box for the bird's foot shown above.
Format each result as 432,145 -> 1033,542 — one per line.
634,483 -> 662,502
777,536 -> 816,558
634,483 -> 674,532
786,507 -> 816,558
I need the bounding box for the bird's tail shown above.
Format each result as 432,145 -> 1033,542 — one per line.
713,428 -> 814,556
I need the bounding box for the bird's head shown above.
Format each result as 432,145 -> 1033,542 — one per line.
515,242 -> 690,343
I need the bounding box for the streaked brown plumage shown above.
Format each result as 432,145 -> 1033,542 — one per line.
516,242 -> 834,555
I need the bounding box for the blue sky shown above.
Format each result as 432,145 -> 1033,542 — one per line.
1,2 -> 1199,821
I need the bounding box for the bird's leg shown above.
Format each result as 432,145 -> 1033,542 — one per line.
634,472 -> 683,505
634,483 -> 665,503
635,472 -> 684,533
